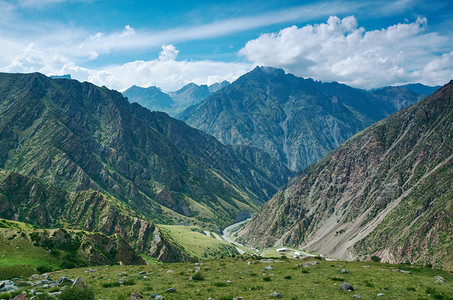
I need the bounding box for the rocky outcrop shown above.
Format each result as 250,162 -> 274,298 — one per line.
238,81 -> 453,270
0,173 -> 189,262
179,66 -> 427,171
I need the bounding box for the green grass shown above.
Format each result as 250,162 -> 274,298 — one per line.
158,225 -> 238,258
33,257 -> 451,300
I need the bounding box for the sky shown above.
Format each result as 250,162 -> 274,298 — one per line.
1,0 -> 452,92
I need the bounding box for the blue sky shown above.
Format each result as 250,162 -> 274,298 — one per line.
1,0 -> 452,91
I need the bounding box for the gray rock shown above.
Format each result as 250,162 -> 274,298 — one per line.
56,275 -> 73,285
393,269 -> 411,274
30,289 -> 37,296
154,296 -> 164,300
85,268 -> 95,273
226,280 -> 232,284
44,274 -> 51,282
48,291 -> 62,296
434,275 -> 447,283
71,276 -> 86,289
271,291 -> 282,298
129,292 -> 143,299
377,293 -> 384,296
263,265 -> 274,271
166,287 -> 176,293
340,282 -> 354,291
353,295 -> 360,298
0,280 -> 19,293
303,261 -> 319,268
150,294 -> 161,299
341,269 -> 349,274
119,278 -> 126,284
138,271 -> 147,275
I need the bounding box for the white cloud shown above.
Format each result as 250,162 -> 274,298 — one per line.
158,44 -> 179,61
239,16 -> 453,88
87,46 -> 252,91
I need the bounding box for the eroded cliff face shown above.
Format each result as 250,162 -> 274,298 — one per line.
179,66 -> 425,171
238,81 -> 453,270
0,173 -> 190,262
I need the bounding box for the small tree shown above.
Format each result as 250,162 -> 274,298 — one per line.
370,256 -> 381,262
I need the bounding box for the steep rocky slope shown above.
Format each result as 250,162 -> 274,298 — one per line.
238,81 -> 453,270
179,67 -> 426,171
0,219 -> 146,268
0,72 -> 292,229
0,173 -> 189,262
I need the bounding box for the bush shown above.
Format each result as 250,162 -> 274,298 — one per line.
284,275 -> 292,280
102,282 -> 120,288
36,265 -> 53,274
0,264 -> 36,280
192,272 -> 205,281
371,256 -> 381,262
301,270 -> 309,274
263,276 -> 271,282
59,287 -> 95,300
213,282 -> 227,287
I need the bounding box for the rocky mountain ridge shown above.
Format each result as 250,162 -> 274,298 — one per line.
0,72 -> 292,230
123,81 -> 230,116
238,80 -> 453,270
179,67 -> 431,171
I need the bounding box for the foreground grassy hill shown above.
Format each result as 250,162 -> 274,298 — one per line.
0,219 -> 145,273
1,257 -> 452,299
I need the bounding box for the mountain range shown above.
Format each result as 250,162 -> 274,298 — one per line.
0,72 -> 293,241
123,81 -> 229,116
238,80 -> 453,270
179,67 -> 435,171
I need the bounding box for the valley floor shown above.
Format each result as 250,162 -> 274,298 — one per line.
2,257 -> 452,299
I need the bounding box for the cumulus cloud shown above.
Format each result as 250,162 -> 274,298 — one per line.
239,16 -> 453,88
87,45 -> 251,91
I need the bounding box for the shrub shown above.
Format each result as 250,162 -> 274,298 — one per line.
330,277 -> 345,282
123,280 -> 136,286
102,282 -> 120,288
59,287 -> 95,300
263,276 -> 271,282
284,275 -> 292,280
371,256 -> 381,262
301,270 -> 309,274
407,287 -> 416,291
36,265 -> 52,274
213,282 -> 227,287
0,264 -> 36,280
364,280 -> 374,287
192,272 -> 205,281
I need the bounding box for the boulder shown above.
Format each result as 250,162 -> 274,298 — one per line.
56,276 -> 73,286
166,288 -> 176,293
129,292 -> 143,299
71,276 -> 86,289
271,292 -> 282,298
340,282 -> 354,291
434,276 -> 447,283
0,280 -> 19,293
341,269 -> 349,274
